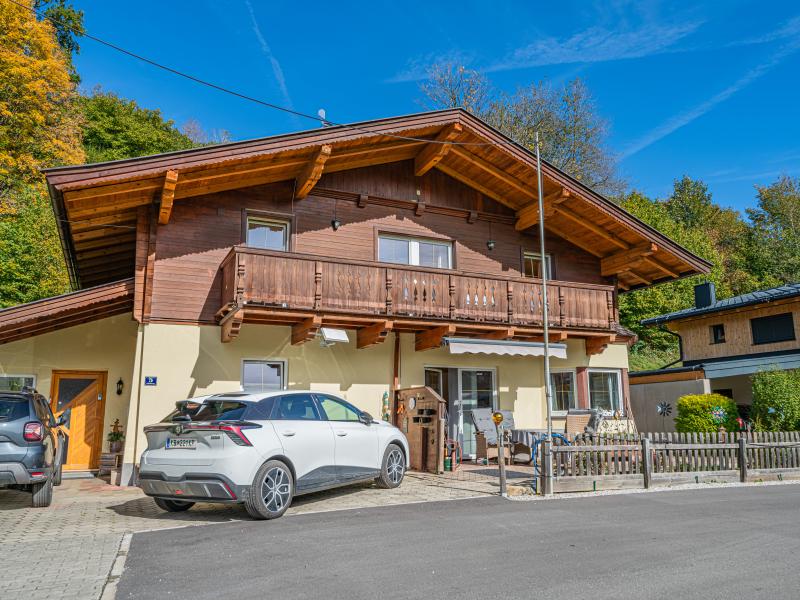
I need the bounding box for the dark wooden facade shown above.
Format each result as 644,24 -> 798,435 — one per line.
41,109 -> 712,352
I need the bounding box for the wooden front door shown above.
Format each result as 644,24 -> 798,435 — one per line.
50,371 -> 107,471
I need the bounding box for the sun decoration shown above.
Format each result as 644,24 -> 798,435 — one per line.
656,402 -> 672,417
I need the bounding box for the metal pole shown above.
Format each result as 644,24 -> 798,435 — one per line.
535,132 -> 554,495
496,421 -> 507,496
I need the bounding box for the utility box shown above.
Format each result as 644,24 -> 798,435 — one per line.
396,386 -> 446,474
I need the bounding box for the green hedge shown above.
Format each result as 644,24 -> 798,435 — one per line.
674,394 -> 740,433
751,369 -> 800,431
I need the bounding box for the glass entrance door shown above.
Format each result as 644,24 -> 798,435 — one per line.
458,369 -> 496,458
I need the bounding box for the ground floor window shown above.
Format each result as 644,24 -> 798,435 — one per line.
242,360 -> 285,392
550,371 -> 577,413
0,374 -> 35,392
588,369 -> 623,414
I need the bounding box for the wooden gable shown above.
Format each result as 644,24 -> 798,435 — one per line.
44,109 -> 711,289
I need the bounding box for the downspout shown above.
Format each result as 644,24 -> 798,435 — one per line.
659,324 -> 684,369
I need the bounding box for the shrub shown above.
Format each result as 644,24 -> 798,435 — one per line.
751,369 -> 800,431
674,394 -> 740,433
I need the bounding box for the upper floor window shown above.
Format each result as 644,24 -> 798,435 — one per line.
751,312 -> 796,345
523,251 -> 552,279
378,234 -> 452,269
710,323 -> 726,344
246,217 -> 289,251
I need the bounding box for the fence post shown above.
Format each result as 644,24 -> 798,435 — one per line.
541,439 -> 553,496
739,436 -> 748,482
642,437 -> 652,489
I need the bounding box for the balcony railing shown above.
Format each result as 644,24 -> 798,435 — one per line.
220,246 -> 617,331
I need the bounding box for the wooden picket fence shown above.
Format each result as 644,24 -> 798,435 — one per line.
538,431 -> 800,494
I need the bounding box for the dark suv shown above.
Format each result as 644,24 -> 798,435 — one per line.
0,390 -> 66,507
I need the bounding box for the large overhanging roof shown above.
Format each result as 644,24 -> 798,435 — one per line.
43,108 -> 711,289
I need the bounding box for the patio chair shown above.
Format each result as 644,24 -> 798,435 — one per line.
471,409 -> 514,465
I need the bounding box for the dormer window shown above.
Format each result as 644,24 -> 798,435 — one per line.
710,324 -> 726,344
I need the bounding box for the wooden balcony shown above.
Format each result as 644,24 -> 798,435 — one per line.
218,246 -> 618,351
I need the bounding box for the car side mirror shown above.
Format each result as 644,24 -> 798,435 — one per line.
56,415 -> 67,427
359,412 -> 373,426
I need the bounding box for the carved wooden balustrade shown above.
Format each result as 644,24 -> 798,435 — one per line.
220,246 -> 618,331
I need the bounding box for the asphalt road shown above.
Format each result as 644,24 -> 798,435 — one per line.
118,485 -> 800,600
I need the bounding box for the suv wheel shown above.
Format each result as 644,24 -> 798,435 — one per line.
153,497 -> 195,512
31,478 -> 53,508
245,460 -> 293,520
376,443 -> 405,489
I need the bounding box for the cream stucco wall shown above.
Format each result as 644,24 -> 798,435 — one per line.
122,324 -> 630,470
0,313 -> 139,454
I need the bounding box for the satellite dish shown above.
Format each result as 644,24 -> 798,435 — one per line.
317,108 -> 328,127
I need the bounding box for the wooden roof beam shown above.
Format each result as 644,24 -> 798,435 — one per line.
357,320 -> 394,349
415,324 -> 456,352
641,256 -> 681,279
600,243 -> 658,277
295,145 -> 332,199
515,188 -> 570,231
585,334 -> 616,356
551,205 -> 628,249
158,170 -> 179,225
414,123 -> 463,176
291,315 -> 322,345
448,147 -> 536,201
435,163 -> 515,209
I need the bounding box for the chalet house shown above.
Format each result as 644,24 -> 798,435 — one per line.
0,109 -> 709,483
630,282 -> 800,431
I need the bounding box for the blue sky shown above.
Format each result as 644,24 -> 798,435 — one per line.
72,1 -> 800,213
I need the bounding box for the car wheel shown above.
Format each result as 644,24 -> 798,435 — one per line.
376,443 -> 405,489
52,462 -> 63,487
31,478 -> 53,508
245,460 -> 293,520
153,497 -> 195,512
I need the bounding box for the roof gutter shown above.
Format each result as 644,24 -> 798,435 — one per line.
47,182 -> 80,290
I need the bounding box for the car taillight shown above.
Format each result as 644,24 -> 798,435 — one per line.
23,422 -> 43,442
219,425 -> 253,446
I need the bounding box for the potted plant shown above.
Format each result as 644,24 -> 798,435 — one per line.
107,419 -> 125,453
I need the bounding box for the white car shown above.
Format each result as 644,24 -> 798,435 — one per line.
138,391 -> 408,519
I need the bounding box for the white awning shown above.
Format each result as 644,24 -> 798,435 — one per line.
444,337 -> 568,359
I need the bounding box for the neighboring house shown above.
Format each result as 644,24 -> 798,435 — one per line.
0,109 -> 709,482
630,282 -> 800,431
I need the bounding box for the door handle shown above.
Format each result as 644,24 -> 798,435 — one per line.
281,430 -> 296,437
335,431 -> 348,437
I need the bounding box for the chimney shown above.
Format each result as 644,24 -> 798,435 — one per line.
694,282 -> 716,309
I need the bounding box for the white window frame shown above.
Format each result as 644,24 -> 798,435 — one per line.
246,216 -> 290,251
522,251 -> 552,279
378,234 -> 453,269
549,369 -> 577,416
586,368 -> 624,415
240,359 -> 287,393
0,373 -> 36,392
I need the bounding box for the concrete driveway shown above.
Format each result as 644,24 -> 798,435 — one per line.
0,471 -> 497,599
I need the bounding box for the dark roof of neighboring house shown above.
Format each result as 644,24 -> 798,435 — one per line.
641,282 -> 800,326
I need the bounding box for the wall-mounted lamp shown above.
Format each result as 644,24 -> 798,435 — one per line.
331,199 -> 340,231
116,378 -> 124,396
486,220 -> 495,251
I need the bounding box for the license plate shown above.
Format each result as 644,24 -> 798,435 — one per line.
165,438 -> 196,449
